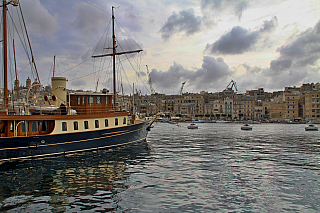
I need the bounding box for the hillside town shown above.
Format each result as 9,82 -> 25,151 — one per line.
6,78 -> 320,123
117,81 -> 320,123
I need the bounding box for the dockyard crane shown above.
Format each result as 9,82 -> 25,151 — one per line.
146,65 -> 155,94
226,80 -> 238,92
180,81 -> 186,95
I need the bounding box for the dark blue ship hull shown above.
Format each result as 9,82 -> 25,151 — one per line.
0,120 -> 151,162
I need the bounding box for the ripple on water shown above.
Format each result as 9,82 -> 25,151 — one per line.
0,123 -> 319,212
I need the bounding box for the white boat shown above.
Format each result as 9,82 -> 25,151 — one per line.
187,123 -> 198,129
305,124 -> 318,131
241,124 -> 252,130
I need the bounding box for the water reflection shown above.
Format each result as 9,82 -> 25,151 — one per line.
0,141 -> 150,212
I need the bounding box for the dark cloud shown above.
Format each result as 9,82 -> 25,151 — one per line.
71,3 -> 107,39
242,64 -> 263,74
205,26 -> 259,55
160,9 -> 201,40
201,0 -> 250,21
260,16 -> 278,33
205,17 -> 278,55
270,59 -> 292,71
270,19 -> 320,71
150,56 -> 234,91
20,0 -> 59,37
235,1 -> 249,20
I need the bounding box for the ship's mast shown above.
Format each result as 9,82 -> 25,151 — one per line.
3,0 -> 8,108
112,6 -> 116,109
92,7 -> 143,110
2,0 -> 19,109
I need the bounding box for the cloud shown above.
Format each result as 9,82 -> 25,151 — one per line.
270,19 -> 320,71
201,0 -> 250,20
260,16 -> 278,33
150,56 -> 234,91
270,59 -> 292,71
242,64 -> 263,74
70,78 -> 87,89
20,0 -> 59,37
71,3 -> 107,39
205,17 -> 278,55
159,9 -> 201,40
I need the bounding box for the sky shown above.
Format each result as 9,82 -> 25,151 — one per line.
3,0 -> 320,95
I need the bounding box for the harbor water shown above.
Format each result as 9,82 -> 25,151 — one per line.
0,123 -> 319,212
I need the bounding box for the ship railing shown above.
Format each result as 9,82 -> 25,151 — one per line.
0,103 -> 120,115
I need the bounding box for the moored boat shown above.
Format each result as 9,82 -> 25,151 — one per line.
187,123 -> 198,129
305,124 -> 318,131
0,4 -> 157,162
241,124 -> 252,130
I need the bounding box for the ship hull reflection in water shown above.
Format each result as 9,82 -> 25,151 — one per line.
0,141 -> 150,212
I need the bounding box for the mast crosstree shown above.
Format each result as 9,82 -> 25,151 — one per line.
92,7 -> 143,109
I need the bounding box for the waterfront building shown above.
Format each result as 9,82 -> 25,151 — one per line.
304,91 -> 320,121
233,95 -> 256,120
283,92 -> 299,120
106,82 -> 320,121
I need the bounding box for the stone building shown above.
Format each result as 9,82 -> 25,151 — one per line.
304,91 -> 320,121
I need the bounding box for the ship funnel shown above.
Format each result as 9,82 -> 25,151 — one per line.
51,77 -> 67,107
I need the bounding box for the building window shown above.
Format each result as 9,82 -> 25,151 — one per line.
74,121 -> 78,130
89,96 -> 94,104
32,121 -> 38,131
62,122 -> 67,131
84,121 -> 89,129
95,120 -> 99,128
96,96 -> 101,104
105,119 -> 108,127
123,117 -> 126,124
77,96 -> 81,105
115,118 -> 118,126
83,96 -> 85,105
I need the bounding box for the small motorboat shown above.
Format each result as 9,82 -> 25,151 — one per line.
305,124 -> 318,131
241,124 -> 252,130
187,123 -> 198,129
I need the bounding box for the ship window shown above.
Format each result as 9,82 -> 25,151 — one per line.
115,118 -> 118,126
22,121 -> 28,132
77,96 -> 81,105
105,119 -> 108,127
32,121 -> 38,131
10,121 -> 14,132
82,96 -> 85,105
74,121 -> 78,130
84,121 -> 89,129
89,96 -> 94,104
96,96 -> 101,104
95,120 -> 99,128
0,121 -> 5,133
42,121 -> 48,131
123,117 -> 126,124
62,122 -> 67,131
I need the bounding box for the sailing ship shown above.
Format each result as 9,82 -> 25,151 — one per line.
0,2 -> 157,162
